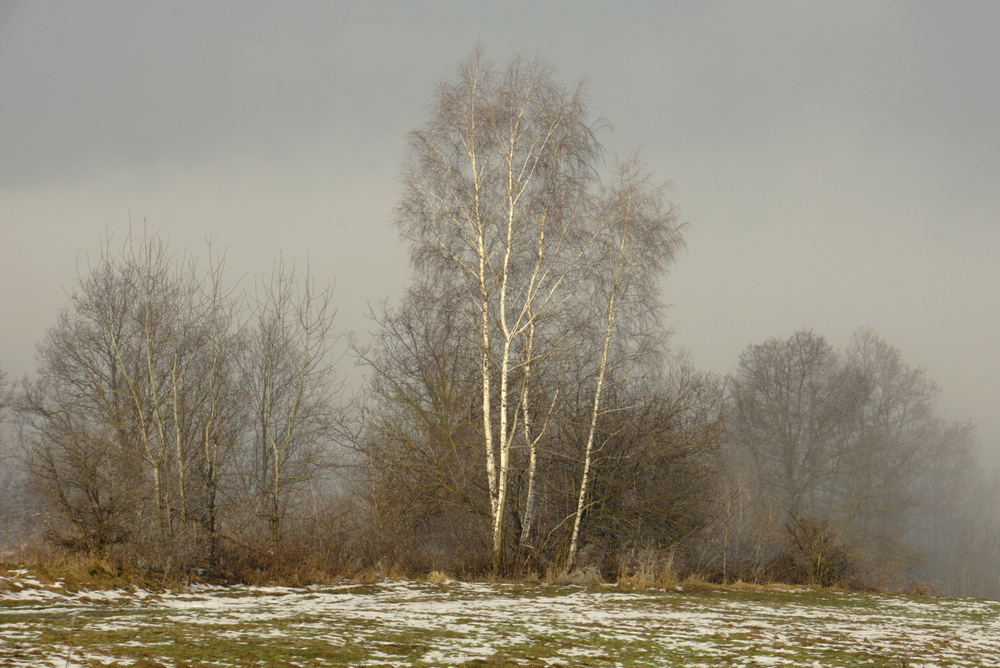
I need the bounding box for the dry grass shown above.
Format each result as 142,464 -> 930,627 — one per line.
617,551 -> 679,590
384,562 -> 407,580
350,568 -> 379,585
1,551 -> 184,593
426,570 -> 454,584
544,564 -> 604,586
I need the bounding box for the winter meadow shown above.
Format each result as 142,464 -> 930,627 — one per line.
2,11 -> 1000,666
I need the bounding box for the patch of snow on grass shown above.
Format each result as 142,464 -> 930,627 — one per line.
1,579 -> 998,666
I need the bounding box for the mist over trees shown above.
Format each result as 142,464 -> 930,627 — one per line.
12,236 -> 346,574
713,328 -> 995,594
2,49 -> 998,598
0,367 -> 21,548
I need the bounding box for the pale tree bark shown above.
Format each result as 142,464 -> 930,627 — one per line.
396,47 -> 598,573
566,158 -> 684,571
517,317 -> 555,549
99,235 -> 179,537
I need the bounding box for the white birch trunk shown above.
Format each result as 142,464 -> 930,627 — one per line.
567,298 -> 616,571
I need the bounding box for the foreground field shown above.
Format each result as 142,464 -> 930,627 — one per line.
1,569 -> 998,667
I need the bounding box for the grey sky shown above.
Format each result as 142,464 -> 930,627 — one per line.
1,1 -> 998,461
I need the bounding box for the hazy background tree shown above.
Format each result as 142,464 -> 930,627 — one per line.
728,329 -> 865,522
721,327 -> 989,589
16,233 -> 347,575
243,261 -> 344,563
0,367 -> 11,425
0,366 -> 28,551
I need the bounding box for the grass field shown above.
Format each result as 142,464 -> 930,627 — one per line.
1,568 -> 998,667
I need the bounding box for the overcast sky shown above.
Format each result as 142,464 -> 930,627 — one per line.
2,1 -> 998,462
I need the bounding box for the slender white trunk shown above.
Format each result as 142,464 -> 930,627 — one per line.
567,296 -> 617,571
170,355 -> 187,524
492,189 -> 518,572
479,237 -> 496,521
518,321 -> 539,547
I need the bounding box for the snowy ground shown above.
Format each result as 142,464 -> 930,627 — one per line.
1,569 -> 998,667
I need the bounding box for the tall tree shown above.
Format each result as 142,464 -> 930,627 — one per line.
836,328 -> 942,537
378,48 -> 688,574
565,157 -> 685,570
395,47 -> 601,571
728,329 -> 866,519
244,260 -> 343,560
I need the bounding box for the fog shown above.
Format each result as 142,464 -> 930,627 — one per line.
2,0 -> 998,467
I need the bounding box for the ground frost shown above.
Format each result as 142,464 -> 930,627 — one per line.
2,572 -> 998,666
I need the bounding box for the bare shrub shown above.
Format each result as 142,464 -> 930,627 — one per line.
617,548 -> 678,589
782,515 -> 854,587
545,564 -> 604,586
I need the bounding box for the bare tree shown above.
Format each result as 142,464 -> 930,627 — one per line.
182,246 -> 245,565
0,368 -> 10,419
564,157 -> 685,571
728,329 -> 866,520
836,329 -> 941,538
87,234 -> 241,553
395,47 -> 601,572
0,367 -> 11,456
244,260 -> 343,561
723,327 -> 996,590
354,291 -> 489,568
565,356 -> 723,573
19,250 -> 151,553
20,233 -> 245,565
0,366 -> 27,549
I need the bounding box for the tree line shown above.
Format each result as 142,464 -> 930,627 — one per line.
3,239 -> 345,575
1,49 -> 997,597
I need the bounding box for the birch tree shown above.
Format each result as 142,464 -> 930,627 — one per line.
21,234 -> 245,563
565,157 -> 685,570
396,47 -> 599,571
